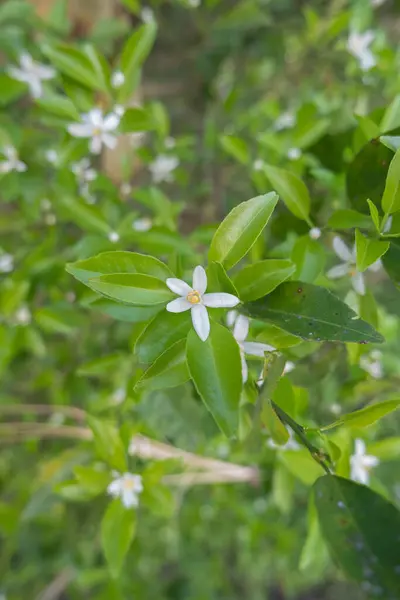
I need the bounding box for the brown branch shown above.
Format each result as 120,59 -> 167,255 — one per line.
35,567 -> 74,600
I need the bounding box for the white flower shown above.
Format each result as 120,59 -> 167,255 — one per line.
287,147 -> 302,160
383,215 -> 393,234
274,111 -> 296,131
107,472 -> 143,508
67,109 -> 120,154
113,104 -> 125,118
130,132 -> 145,149
371,0 -> 387,5
111,70 -> 125,88
350,439 -> 379,485
15,306 -> 31,325
166,265 -> 240,342
0,253 -> 14,273
120,182 -> 132,196
111,388 -> 126,405
41,198 -> 52,211
283,361 -> 295,374
165,136 -> 176,149
232,315 -> 275,382
326,236 -> 381,296
71,158 -> 97,184
45,149 -> 59,165
149,154 -> 179,183
268,428 -> 300,451
347,31 -> 376,71
309,227 -> 321,240
8,52 -> 55,99
45,214 -> 56,226
108,231 -> 120,243
0,146 -> 27,174
253,159 -> 265,171
141,6 -> 155,22
132,217 -> 152,232
188,0 -> 201,7
360,350 -> 383,379
226,310 -> 238,328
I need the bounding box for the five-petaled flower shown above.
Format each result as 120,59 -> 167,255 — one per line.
231,314 -> 275,382
107,472 -> 143,508
350,439 -> 379,485
327,236 -> 381,296
0,146 -> 27,174
67,108 -> 120,154
166,266 -> 239,342
149,154 -> 179,183
8,52 -> 55,99
347,30 -> 376,71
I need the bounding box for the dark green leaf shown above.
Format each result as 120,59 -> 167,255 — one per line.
135,339 -> 189,391
136,310 -> 191,363
233,259 -> 295,301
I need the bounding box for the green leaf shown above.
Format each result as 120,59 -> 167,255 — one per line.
355,229 -> 389,272
58,196 -> 110,234
256,323 -> 301,349
367,199 -> 381,233
291,236 -> 325,283
118,22 -> 157,102
380,95 -> 400,133
74,466 -> 110,494
119,107 -> 155,133
243,282 -> 384,344
186,321 -> 242,437
136,310 -> 191,363
327,209 -> 371,230
101,500 -> 136,578
321,399 -> 400,431
279,450 -> 324,485
381,149 -> 400,214
66,251 -> 172,285
233,259 -> 295,302
264,164 -> 311,223
262,400 -> 290,445
368,437 -> 400,461
87,416 -> 127,472
90,299 -> 160,323
135,339 -> 189,391
42,44 -> 104,91
0,74 -> 26,106
207,262 -> 239,296
209,192 -> 278,270
219,135 -> 249,164
382,240 -> 400,288
36,93 -> 80,120
83,44 -> 110,93
88,274 -> 173,306
314,475 -> 400,596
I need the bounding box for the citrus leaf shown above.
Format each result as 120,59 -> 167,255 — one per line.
101,500 -> 136,578
233,259 -> 295,302
135,339 -> 189,391
264,164 -> 311,223
88,274 -> 173,306
355,229 -> 389,272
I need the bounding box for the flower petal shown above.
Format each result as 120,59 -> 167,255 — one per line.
226,309 -> 238,328
192,265 -> 207,294
166,297 -> 191,313
240,351 -> 248,383
90,135 -> 103,154
102,133 -> 118,150
121,489 -> 138,508
363,455 -> 380,468
351,271 -> 365,295
202,292 -> 240,308
191,304 -> 210,341
107,479 -> 121,497
166,278 -> 192,296
88,108 -> 104,127
104,113 -> 120,131
29,78 -> 43,99
242,341 -> 275,357
368,258 -> 382,273
233,314 -> 249,342
355,439 -> 366,456
326,263 -> 349,279
333,236 -> 353,262
67,123 -> 94,138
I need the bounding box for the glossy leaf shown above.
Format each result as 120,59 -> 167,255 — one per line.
118,22 -> 157,102
380,95 -> 400,133
136,310 -> 191,363
243,282 -> 384,344
327,209 -> 371,230
186,321 -> 242,437
264,164 -> 311,223
135,339 -> 190,391
382,240 -> 400,288
355,229 -> 389,272
101,500 -> 136,578
291,236 -> 325,283
209,192 -> 278,270
367,199 -> 381,233
88,274 -> 174,306
233,259 -> 295,302
279,450 -> 325,485
314,475 -> 400,597
207,261 -> 239,296
321,399 -> 400,431
262,400 -> 290,445
381,149 -> 400,214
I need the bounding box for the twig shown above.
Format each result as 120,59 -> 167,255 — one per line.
35,567 -> 74,600
0,404 -> 86,422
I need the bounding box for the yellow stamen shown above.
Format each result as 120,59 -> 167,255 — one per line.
187,290 -> 201,304
349,268 -> 357,277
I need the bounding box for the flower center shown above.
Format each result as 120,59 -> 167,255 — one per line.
187,290 -> 201,304
93,127 -> 102,136
123,479 -> 135,491
348,267 -> 357,277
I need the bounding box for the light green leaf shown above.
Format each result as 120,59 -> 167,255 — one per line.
66,251 -> 172,285
73,466 -> 110,494
186,321 -> 242,437
233,259 -> 295,302
136,310 -> 191,363
314,475 -> 400,596
327,209 -> 371,230
380,94 -> 400,133
299,495 -> 329,572
0,74 -> 26,106
264,164 -> 311,223
135,339 -> 189,391
219,135 -> 249,165
209,192 -> 278,270
118,22 -> 157,102
87,416 -> 127,472
262,400 -> 290,445
36,93 -> 80,120
207,262 -> 239,296
58,196 -> 110,234
355,229 -> 389,272
88,274 -> 173,306
367,199 -> 381,233
291,236 -> 325,283
321,399 -> 400,431
42,44 -> 104,91
243,282 -> 384,344
279,450 -> 324,485
256,323 -> 301,349
381,149 -> 400,214
368,437 -> 400,461
90,299 -> 160,323
101,500 -> 136,578
119,107 -> 155,133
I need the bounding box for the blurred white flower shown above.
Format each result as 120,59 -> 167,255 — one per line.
350,439 -> 379,485
111,70 -> 125,88
45,214 -> 57,226
71,158 -> 97,184
309,227 -> 321,240
326,236 -> 381,296
141,6 -> 155,22
120,182 -> 132,196
113,104 -> 125,118
132,217 -> 152,232
383,215 -> 393,234
231,315 -> 275,382
371,0 -> 387,5
165,136 -> 176,149
226,309 -> 238,328
0,146 -> 27,174
45,149 -> 59,165
108,231 -> 120,243
111,388 -> 126,405
41,198 -> 52,212
274,112 -> 296,131
8,52 -> 55,99
166,265 -> 239,342
130,132 -> 145,149
188,0 -> 201,6
107,472 -> 143,508
347,31 -> 376,71
268,428 -> 300,451
68,109 -> 120,154
0,253 -> 14,274
360,350 -> 383,379
253,159 -> 265,171
283,361 -> 295,374
149,154 -> 179,183
287,147 -> 302,160
15,306 -> 31,325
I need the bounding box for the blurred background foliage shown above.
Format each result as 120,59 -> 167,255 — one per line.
1,0 -> 400,598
